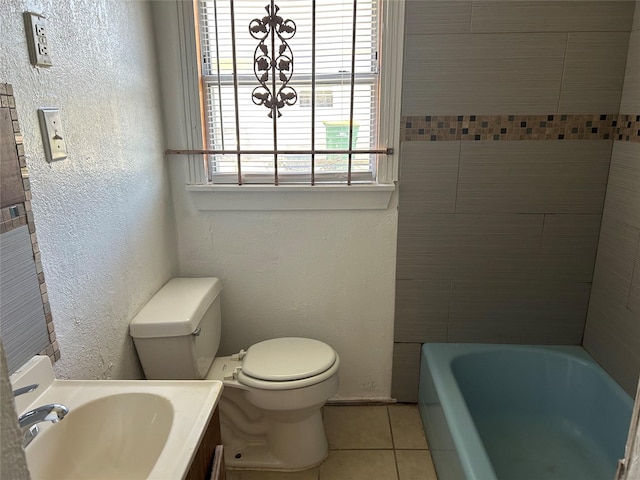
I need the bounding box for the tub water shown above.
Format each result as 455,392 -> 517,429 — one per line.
419,344 -> 633,480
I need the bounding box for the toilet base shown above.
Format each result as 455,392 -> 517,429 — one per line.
219,388 -> 330,470
224,443 -> 328,472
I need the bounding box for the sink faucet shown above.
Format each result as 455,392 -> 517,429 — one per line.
18,404 -> 69,448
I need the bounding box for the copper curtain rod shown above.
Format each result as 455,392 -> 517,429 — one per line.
165,148 -> 393,156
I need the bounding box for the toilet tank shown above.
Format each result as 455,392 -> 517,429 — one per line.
129,277 -> 222,380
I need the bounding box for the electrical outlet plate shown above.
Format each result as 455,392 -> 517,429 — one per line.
38,108 -> 68,163
24,12 -> 52,67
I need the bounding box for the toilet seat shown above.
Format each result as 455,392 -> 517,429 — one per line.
242,337 -> 336,381
235,338 -> 339,391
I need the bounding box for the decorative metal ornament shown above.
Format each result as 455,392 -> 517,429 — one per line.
249,2 -> 297,118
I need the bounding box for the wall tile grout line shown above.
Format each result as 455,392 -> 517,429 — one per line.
446,280 -> 454,343
453,141 -> 462,214
557,32 -> 571,114
627,234 -> 640,309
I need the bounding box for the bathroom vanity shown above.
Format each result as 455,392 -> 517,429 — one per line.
11,355 -> 225,480
186,407 -> 226,480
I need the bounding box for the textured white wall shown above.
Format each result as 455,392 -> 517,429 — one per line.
170,164 -> 398,400
152,0 -> 398,400
0,0 -> 177,380
0,343 -> 30,480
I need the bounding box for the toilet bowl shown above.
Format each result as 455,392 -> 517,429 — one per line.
129,277 -> 339,471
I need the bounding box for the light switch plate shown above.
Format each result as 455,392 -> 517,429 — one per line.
24,12 -> 52,67
38,108 -> 68,162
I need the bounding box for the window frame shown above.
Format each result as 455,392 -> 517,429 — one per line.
197,0 -> 381,184
174,0 -> 404,209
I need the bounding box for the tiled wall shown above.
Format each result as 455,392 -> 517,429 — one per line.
392,0 -> 637,402
0,84 -> 59,367
583,2 -> 640,397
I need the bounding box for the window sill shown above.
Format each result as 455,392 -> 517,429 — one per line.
185,183 -> 395,211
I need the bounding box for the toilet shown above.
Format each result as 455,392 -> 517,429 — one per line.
129,277 -> 339,471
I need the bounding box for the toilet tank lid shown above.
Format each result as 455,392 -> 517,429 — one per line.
129,278 -> 222,338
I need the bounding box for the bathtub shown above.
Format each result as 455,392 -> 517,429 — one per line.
418,344 -> 633,480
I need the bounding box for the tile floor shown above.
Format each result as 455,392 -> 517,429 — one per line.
226,404 -> 438,480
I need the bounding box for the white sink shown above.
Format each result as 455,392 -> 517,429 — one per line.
11,356 -> 223,480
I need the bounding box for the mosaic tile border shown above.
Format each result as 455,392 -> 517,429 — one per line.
617,114 -> 640,142
1,83 -> 60,364
401,114 -> 640,143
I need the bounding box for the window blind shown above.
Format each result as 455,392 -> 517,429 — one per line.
197,0 -> 383,185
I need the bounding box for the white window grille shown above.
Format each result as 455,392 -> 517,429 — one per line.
195,0 -> 388,185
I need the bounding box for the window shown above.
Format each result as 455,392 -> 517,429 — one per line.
195,0 -> 389,185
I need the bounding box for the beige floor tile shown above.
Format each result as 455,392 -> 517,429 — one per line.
319,450 -> 398,480
323,406 -> 393,449
226,467 -> 320,480
388,405 -> 429,449
395,450 -> 438,480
